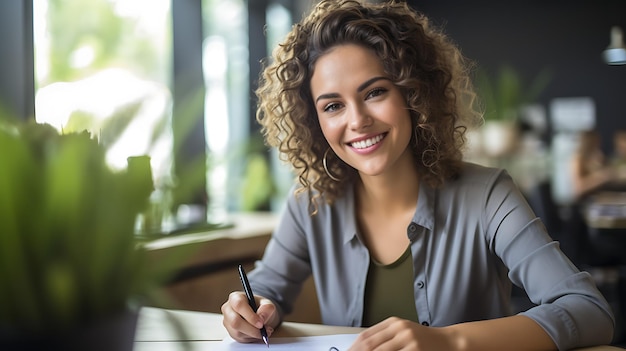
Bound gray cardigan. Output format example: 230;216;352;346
248;162;614;350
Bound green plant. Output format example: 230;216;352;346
240;135;278;212
476;64;552;122
0;118;186;337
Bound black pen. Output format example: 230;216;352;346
238;264;269;347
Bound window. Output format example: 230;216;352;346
202;0;297;213
28;0;306;222
202;0;249;215
33;0;173;184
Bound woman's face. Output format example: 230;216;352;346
310;44;413;179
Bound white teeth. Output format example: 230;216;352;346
351;134;383;149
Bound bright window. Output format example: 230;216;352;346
33;0;173;184
202;0;249;213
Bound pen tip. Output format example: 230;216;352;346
263;335;269;347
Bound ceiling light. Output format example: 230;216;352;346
603;26;626;65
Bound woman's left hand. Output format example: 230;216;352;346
348;317;458;351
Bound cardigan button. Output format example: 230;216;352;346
421;321;429;326
417;280;425;289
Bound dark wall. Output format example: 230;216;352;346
410;0;626;151
0;1;34;120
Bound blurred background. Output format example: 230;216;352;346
1;0;625;215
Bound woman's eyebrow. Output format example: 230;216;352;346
356;76;389;93
315;76;390;104
315;92;340;104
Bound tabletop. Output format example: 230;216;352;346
133;307;625;351
585;191;626;229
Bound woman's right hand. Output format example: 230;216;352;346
221;291;279;343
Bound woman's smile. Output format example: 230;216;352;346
348;132;387;153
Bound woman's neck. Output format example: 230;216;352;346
356;153;420;215
354;151;420;264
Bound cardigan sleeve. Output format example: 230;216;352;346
246;189;313;320
483;169;615;350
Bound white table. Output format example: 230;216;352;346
133;307;626;351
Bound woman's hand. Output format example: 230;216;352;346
348;317;458;351
221;291;279;343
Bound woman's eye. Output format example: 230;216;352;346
323;102;342;113
366;87;387;99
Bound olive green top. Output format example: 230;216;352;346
362;245;418;327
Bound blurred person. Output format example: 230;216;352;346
570;130;615;201
610;129;626;180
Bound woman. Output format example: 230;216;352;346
221;1;615;350
570;130;614;201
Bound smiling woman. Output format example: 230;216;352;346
220;1;615;350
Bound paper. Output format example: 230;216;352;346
214;333;358;350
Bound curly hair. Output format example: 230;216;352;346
256;0;482;209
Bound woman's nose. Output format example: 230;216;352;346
348;104;373;130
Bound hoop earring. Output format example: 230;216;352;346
323;148;341;182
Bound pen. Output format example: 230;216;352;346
238;264;269;347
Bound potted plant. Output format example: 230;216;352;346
0;117;188;350
476;64;551;158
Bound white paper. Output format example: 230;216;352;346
214;333;358;351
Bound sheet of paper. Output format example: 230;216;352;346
214;333;358;351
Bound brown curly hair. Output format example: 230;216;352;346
256;0;482;208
